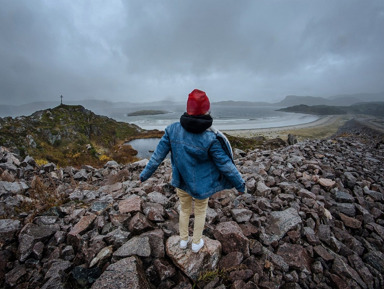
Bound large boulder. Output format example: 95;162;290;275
166;235;221;281
213;221;250;257
260;207;302;245
91;256;151;289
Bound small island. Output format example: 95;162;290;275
127;110;169;116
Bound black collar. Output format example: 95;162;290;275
180;113;213;133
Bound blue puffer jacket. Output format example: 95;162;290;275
140;116;245;200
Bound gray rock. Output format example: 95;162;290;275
104;228;130;248
363;251;384;274
166;235;221;282
130;159;148;169
276;243;312;272
91;201;110;212
104;160;119;169
90;246;114;267
43;162;56;172
44;260;72;280
127;212;154;234
5;264;27;287
0;219;20;243
22;155;36;166
72;266;101;287
153;259;176;281
256;181;271;196
363;187;383;201
74;169;88;181
118;195;142;214
0;163;17;172
261;207;302;244
335;202;356;217
231;208;253;223
348;254;374;289
332;256;367;289
206;206;219;223
18;223;58;261
113;236;151;258
297;188;316;199
262;247;289;272
335;191;355;203
143;202;165;222
141;229;165;258
303;226;320;245
0;181;28;195
343;172;357;189
91;256;151;289
147;191;169;205
287;134;298;145
219;251;244;270
41;274;66;289
213;221;250;257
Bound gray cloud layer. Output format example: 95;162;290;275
1;0;383;105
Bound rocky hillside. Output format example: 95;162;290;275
0;124;383;288
0;104;162;167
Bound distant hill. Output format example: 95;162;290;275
328;92;384;104
278;102;384;117
278;104;347;115
275;95;329;107
275;92;384;107
0;105;162;167
213;100;271;106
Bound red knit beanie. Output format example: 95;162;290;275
187;89;210;116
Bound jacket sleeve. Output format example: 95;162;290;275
209;138;246;192
139;130;171;182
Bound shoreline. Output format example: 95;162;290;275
223;115;349;140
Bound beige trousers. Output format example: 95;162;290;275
176;188;209;244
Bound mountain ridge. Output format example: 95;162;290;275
1;92;384;117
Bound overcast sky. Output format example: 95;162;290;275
1;0;384;105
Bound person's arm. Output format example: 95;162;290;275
209;138;245;193
140;130;171;182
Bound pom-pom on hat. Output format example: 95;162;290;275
187;89;210;116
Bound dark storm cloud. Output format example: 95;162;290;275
0;0;383;105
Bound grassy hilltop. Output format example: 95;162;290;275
0;104;163;167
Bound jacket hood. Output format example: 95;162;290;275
180;113;213;133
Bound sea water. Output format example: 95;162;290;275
123;104;319;158
120;104;319;131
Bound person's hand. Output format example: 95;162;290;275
238;187;247;195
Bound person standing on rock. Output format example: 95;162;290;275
140;89;246;253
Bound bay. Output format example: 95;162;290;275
118;104;319;131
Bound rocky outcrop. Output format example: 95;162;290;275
0;130;383;288
0;105;163;167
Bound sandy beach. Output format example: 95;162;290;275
223;115;350;140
